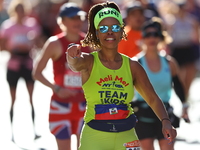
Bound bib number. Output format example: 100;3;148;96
64;74;82;88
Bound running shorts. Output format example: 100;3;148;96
79;124;140;150
49;100;85;139
7;53;34;87
135;119;164;140
170;45;200;66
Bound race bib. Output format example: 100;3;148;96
64;63;82;90
64;74;82;88
124;140;141;150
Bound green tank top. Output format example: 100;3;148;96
82;52;134;123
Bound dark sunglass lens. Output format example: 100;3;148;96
153;32;159;37
99;26;109;33
145;32;160;38
112;25;121;32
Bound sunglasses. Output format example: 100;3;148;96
143;32;161;38
97;24;122;33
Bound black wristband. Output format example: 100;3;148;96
54;85;61;93
68;43;76;48
161;118;171;122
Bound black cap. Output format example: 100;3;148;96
142;19;164;39
58;2;86;18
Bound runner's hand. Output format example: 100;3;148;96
56;87;77;99
67;44;82;59
182;107;191;123
162;121;177;144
